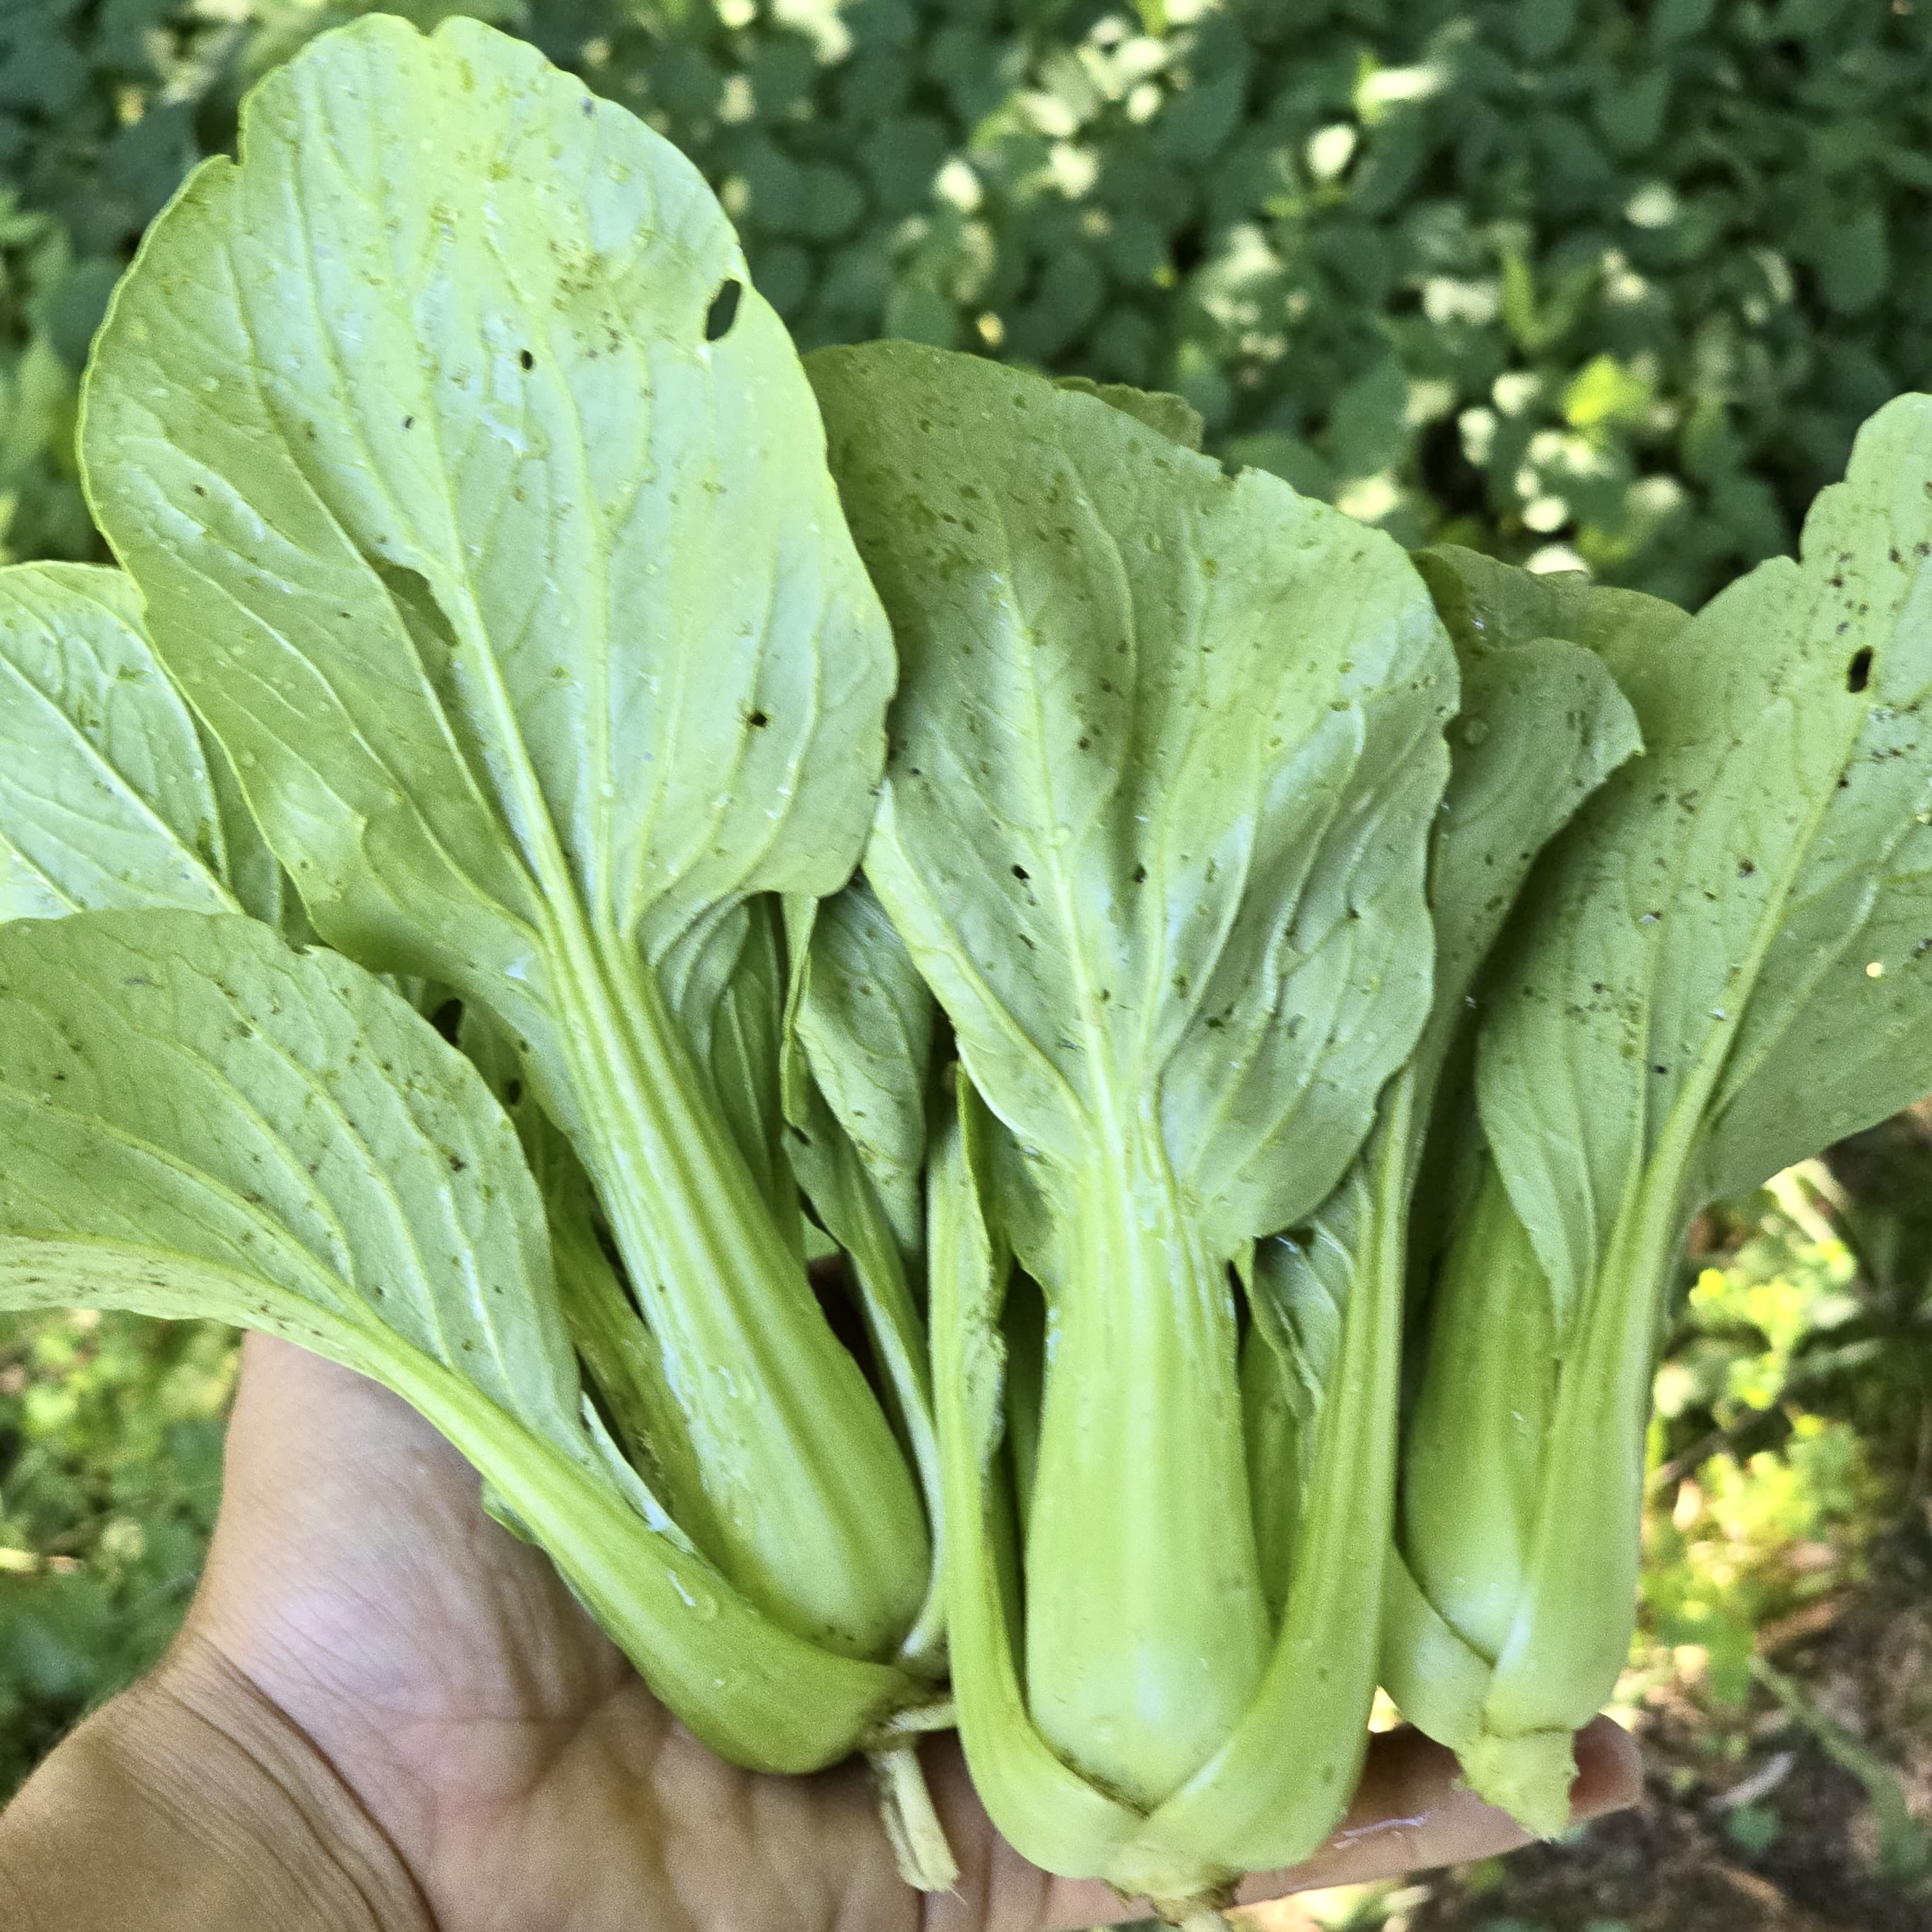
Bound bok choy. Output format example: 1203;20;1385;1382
1387;401;1932;1833
8;13;1932;1924
0;14;947;1812
810;340;1456;1911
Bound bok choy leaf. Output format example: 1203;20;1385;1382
0;910;920;1771
811;341;1456;1905
0;563;283;927
79;15;929;1669
1388;397;1932;1832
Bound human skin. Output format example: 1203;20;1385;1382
0;1334;1641;1931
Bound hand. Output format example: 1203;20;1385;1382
6;1334;1641;1931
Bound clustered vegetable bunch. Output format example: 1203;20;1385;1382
4;19;1932;1929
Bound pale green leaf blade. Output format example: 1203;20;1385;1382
1691;399;1932;1193
82;10;891;1081
0;909;582;1448
1394;549;1653;1268
1412;546;1659;1037
1051;374;1205;451
1416;543;1689;692
1701;815;1932;1193
0;564;240;922
193;712;289;931
1478;393;1932;1317
813;340;1455;1246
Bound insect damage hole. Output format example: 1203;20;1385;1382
1848;647;1874;693
704;278;743;343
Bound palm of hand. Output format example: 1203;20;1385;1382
173;1337;1637;1932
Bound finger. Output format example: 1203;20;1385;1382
1230;1714;1642;1906
940;1716;1641;1931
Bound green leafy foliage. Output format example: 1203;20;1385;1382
0;1307;232;1800
0;563;281;923
1639;1160;1929;1705
6;1;1932;611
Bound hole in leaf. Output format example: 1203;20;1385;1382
1848;647;1873;693
705;278;743;342
430;998;464;1043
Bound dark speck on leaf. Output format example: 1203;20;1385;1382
1012;864;1030;882
518;348;534;371
1848;647;1874;693
403;415;414;429
1131;863;1148;884
705;278;743;342
748;708;769;728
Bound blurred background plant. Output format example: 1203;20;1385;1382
0;1311;232;1798
6;0;1932;602
4;2;1932;1926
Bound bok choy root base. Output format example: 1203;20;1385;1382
5;13;1932;1923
